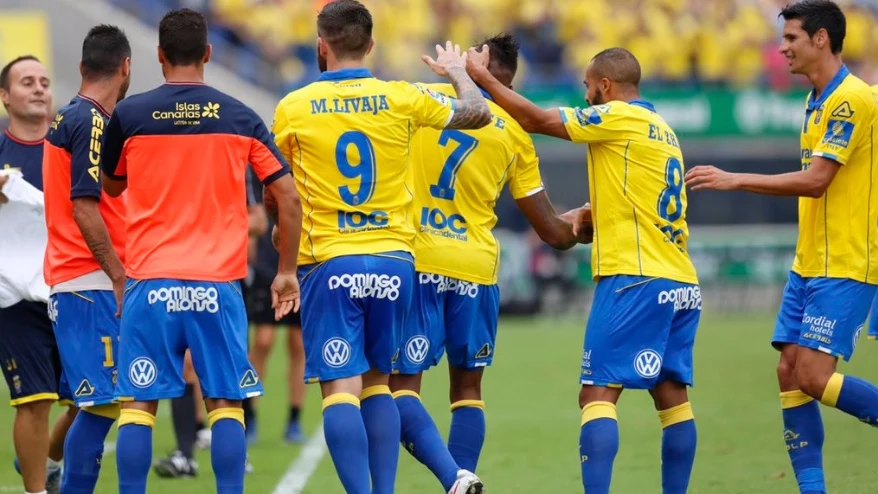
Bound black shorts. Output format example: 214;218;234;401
0;300;71;406
246;274;302;327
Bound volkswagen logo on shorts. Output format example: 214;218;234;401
633;349;662;379
129;357;157;389
405;336;430;364
323;338;351;368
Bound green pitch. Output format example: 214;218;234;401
1;312;877;493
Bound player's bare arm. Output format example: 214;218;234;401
686;157;839;198
422;41;491;130
71;197;126;315
0;173;8;204
265;173;302;318
249;203;268;237
465;46;569;140
517;192;592;249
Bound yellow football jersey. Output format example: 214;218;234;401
793;66;878;283
412;83;545;285
272;68;455;265
559;100;698;284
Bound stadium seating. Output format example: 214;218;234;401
112;0;878;94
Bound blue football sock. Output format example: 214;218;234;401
116;409;156;494
323;394;371;494
395;392;460;491
448;400;485;473
361;386;400;494
659;403;697;494
781;391;826;494
821;373;878;426
579;401;619;494
60;407;115;493
208;408;247;494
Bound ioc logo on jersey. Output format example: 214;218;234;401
129;357;157;389
405;336;431;365
323;338;351;368
337;210;388;230
633;349;662;379
420;207;467;235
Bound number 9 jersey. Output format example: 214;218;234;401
559;101;697;285
272;68;456;265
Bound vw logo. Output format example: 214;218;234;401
633;349;662;379
129;357;157;389
322;338;351;368
405;336;430;364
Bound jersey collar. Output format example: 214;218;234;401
807;64;849;111
628;99;656;113
478;87;494;101
318;68;374;82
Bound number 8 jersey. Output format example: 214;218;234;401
559;100;697;284
272;68;456;265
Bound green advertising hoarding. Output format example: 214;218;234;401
525;89;809;138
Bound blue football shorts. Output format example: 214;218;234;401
115;279;262;402
868;291;878;341
49;291;119;407
298;252;414;383
0;299;72;407
772;271;876;361
581;275;701;390
396;272;500;374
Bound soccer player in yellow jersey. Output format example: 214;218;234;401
390;34;590;493
687;2;878;493
466;47;700;493
868;83;878;345
270;1;493;493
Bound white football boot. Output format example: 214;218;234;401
448;469;484;494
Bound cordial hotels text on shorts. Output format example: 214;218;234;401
419;273;479;298
657;286;702;311
147;286;220;313
328;273;401;301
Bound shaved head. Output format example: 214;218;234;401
589;48;641;86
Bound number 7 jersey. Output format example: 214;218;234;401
272;68;456;265
559;100;697;284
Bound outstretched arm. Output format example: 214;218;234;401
685;157;839;198
465;46;570;140
517;192;592;249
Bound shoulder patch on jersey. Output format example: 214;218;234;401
830;101;854;119
424;87;450;106
822;119;854;148
574;107;603;126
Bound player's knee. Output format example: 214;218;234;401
795;363;832;399
776;352;798;387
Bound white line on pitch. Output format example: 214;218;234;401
271;422;327;494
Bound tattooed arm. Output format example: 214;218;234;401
422;41;491;130
72;197;126;316
445;66;491;129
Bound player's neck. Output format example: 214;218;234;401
6;117;48;142
163;65;204;85
79;81;119;115
808;56;844;98
326;59;367;72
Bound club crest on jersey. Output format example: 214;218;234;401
129;357;157;389
814;108;823;125
322;338;352;368
633;349;662;378
405;336;431;364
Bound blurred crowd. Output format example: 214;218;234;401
113;0;878;94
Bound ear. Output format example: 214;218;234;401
0;88;9;107
121;57;131;78
79;60;86;77
815;28;828;49
157;46;165;65
601;77;612;94
365;38;375;56
317;36;328;57
203;44;212;64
